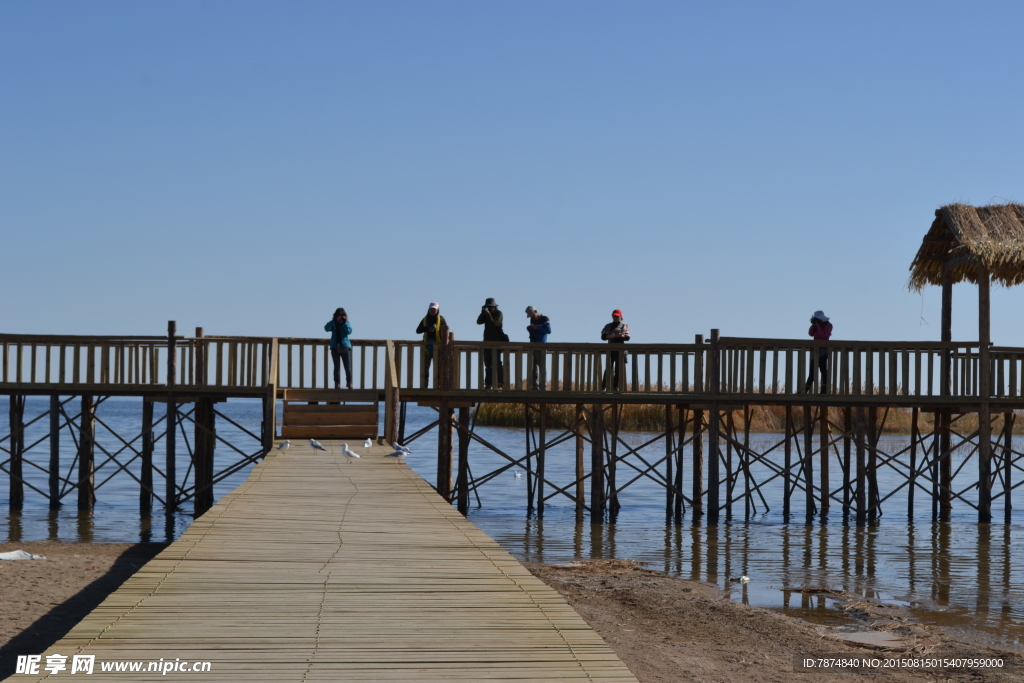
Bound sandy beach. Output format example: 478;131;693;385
1;541;1019;682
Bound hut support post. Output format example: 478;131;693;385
141;399;153;514
8;394;25;511
977;264;993;523
939;267;953;521
457;407;470;514
708;329;721;524
1003;411;1014;525
49;394;60;509
77;395;95;510
908;408;919;518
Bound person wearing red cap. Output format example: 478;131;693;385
416;302;447;388
600;309;630;390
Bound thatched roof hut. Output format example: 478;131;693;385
909;203;1024;290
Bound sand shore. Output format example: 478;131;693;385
1;542;1018;682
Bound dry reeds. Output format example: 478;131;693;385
473;402;1024;435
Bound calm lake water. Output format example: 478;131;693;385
2;397;1022;647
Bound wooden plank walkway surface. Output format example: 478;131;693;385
28;442;638;681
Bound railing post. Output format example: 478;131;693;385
384;340;400;446
262;339;279;453
195;327;204;386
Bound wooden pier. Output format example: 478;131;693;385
25;441;636;681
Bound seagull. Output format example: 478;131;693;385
729;576;751;584
276;440;291;452
309;439;327;453
392;442;411;455
386;446;410;457
513;471;522;479
363;438;372;449
341;443;361;462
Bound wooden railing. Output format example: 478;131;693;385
3;332;1023;401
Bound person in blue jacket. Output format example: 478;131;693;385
325;307;353;389
525;306;552;390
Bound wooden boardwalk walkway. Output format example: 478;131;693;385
29;442;637;681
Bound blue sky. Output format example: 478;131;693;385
2;1;1022;345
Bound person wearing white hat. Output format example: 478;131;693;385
416;302;447;388
806;311;833;393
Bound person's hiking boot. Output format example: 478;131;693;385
346;382;354;390
334;383;341;390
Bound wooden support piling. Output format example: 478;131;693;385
783;405;792;516
194;397;215;516
537;404;546;517
525;405;534;512
819;405;829;515
842;406;852;517
77;395;96;510
675;405;686;522
8;394;24;511
692;408;704;516
939;266;953;521
141;399;153;514
49;394;60;508
590;403;605;519
609;405;620;514
867;406;879;522
1004;411;1014;525
457;407;470;515
665;404;674;516
803;405;814;517
909;407;919;518
575;404;585;512
855;407;867;524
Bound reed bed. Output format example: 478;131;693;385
473;402;1024;435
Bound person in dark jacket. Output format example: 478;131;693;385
525;306;551;390
477;297;505;389
324;307;353;389
600;309;630;390
805;310;833;393
415;302;447;388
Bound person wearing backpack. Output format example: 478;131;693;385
525;306;551;390
324;307;353;389
415;302;447;388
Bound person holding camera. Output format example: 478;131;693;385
805;310;833;393
477;297;506;389
525;306;552;390
600;309;630;390
415;302;447;388
324;307;353;390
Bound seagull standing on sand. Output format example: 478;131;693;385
309;439;327;453
363;438;372;449
341;443;361;463
277;440;291;452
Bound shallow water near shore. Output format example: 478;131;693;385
2;399;1022;648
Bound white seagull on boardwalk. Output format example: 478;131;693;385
309;439;327;453
276;440;291;452
391;442;412;456
363;438;372;448
341;443;361;462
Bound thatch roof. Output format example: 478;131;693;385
909;203;1024;291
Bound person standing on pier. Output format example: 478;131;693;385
477;298;506;389
416;302;447;388
325;308;353;390
601;309;630;390
805;310;832;393
525;306;552;390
